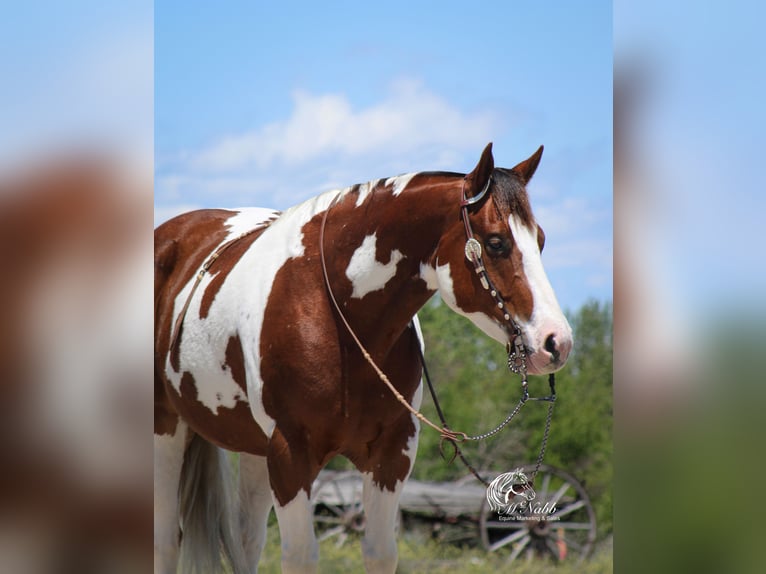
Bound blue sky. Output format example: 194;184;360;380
0;1;152;167
155;1;613;313
4;1;763;318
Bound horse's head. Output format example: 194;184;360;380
429;143;572;375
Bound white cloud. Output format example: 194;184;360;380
153;79;612;308
189;78;498;173
155;78;505;213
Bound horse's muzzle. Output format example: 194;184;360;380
525;327;573;375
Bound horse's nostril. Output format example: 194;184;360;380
544;334;560;361
544;334;557;353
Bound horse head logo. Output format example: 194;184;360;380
486;469;536;514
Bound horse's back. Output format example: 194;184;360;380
154;208;248;369
154;207;277;449
155;208;240;296
154;207;279;341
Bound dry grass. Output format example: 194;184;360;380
250;522;613;573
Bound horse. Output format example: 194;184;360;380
154;142;573;574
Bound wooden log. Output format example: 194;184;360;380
312;470;487;518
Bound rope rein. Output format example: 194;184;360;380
319;193;468;444
320;181;557;485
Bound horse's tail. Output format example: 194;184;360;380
178;434;248;574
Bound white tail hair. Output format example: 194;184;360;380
178;434;248;574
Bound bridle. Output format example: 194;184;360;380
320;176;557;486
460;175;530;380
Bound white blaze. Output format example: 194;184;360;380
507;214;571;351
419;215;572;362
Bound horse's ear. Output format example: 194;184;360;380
465;142;494;199
511;145;544;184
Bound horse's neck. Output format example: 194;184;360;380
322;175;459;349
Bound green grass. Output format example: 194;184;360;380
251;522;612;573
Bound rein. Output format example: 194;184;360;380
320;180;557;486
415;336;556;487
319;193;468;445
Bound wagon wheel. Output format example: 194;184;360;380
311;470;403;546
311;471;366;547
478;464;597;564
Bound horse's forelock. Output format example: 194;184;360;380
490;168;535;227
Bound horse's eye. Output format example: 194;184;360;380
485;235;509;256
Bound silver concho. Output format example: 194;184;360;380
464;237;482;261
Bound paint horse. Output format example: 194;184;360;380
154;143;573;574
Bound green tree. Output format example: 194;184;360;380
415;297;613;536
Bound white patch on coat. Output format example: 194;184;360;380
419;261;507;343
166;208;276;416
355;178;383;207
360;471;402;572
360;378;420;572
168;192;346;436
385;172;417;196
418;261;441;291
224;208;279;240
346;233;404;299
411;314;425;355
272;489;318;571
